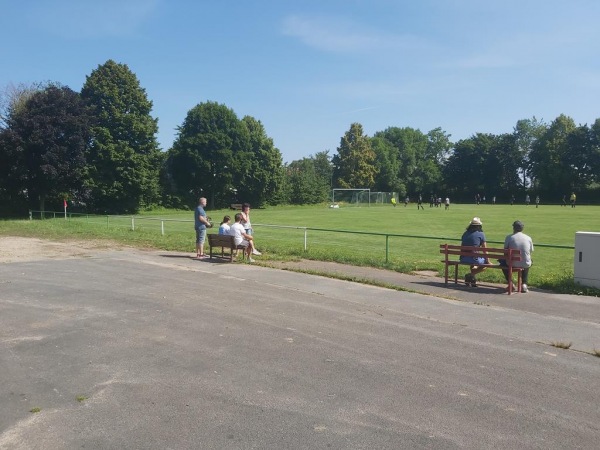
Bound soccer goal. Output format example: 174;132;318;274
331;188;371;206
369;192;397;205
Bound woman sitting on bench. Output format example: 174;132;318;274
460;217;489;287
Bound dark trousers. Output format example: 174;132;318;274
502;267;529;284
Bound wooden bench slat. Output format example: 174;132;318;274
439;244;523;295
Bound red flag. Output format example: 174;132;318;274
63;199;67;209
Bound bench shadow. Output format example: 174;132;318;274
159;254;194;259
158;254;239;264
413;279;510;295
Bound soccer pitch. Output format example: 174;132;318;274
149;202;599;289
11;202;600;292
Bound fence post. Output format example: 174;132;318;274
161;220;165;236
385;235;389;263
106;215;109;229
131;216;135;231
304;228;308;252
29;210;32;220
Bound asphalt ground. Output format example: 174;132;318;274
1;248;599;449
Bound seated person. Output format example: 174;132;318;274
460;217;488;287
241;203;261;255
218;215;231;235
229;213;258;262
500;220;534;293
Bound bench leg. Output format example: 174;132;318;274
454;264;459;284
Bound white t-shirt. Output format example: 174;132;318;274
229;222;246;246
218;223;230;235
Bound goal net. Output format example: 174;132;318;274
331;189;371;206
369;192;397;205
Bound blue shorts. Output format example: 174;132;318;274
460;256;486;265
196;228;206;245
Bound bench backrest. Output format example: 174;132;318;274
208;234;235;247
439;244;521;262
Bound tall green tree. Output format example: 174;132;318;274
372;126;443;196
285;158;323;204
529;114;577;196
442;133;520;201
312;150;333;191
513;117;546;188
332;123;377;189
239;116;284;206
81;60;162;213
371;136;403;194
589;119;600;185
284;151;332;204
167;102;244;208
0;82;44;128
426;127;453;165
0;84;93;211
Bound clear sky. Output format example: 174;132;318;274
1;0;599;163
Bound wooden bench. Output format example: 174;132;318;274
230;203;242;210
207;234;246;261
439;244;523;294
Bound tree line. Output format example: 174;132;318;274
1;60;598;215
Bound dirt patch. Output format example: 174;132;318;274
0;237;121;263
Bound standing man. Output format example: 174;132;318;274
445;197;450;210
194;197;211;259
535;195;540;208
417;194;424;210
501;220;534;293
570;192;577;208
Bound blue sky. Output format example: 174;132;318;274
1;0;599;163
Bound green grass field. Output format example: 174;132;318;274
4;202;600;295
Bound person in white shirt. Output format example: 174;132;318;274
229;213;257;262
218;216;231;235
501;220;534;293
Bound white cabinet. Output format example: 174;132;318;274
574;232;600;289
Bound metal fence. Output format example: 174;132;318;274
29;210;574;264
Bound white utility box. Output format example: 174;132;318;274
574;232;600;289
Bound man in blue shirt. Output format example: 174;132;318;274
194;197;211;258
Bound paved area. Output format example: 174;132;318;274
1;247;599;449
266;259;600;325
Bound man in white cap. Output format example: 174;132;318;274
501;220;534;293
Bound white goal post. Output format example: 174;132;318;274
331;188;371;206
